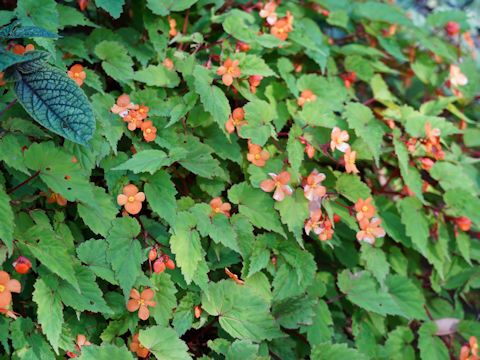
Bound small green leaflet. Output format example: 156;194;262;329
93;0;126;19
139;325;191;360
0;185;14;254
417;322;449;360
145;170;178;229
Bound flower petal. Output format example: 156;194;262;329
125;201;142;215
0;271;10;284
277;171;291;184
273;187;285;201
123;184;139;197
127;299;140;312
130;288;140;300
135;192;145;202
7;279;21;293
260;179;276;192
117;194;128;206
222;74;233;86
138;305;150;320
141;288;154;301
0;291;12;308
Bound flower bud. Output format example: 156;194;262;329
153;260;166;274
456;217;471;232
148;249;157;261
166;258;175;270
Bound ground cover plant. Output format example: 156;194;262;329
0;0;479;359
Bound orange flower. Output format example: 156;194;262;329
225;107;247;134
130;334;150;358
318;219;334;241
210;197;231;217
225;267;245;285
248;75;263;94
111;94;139;117
123;112;143;131
470;336;479;356
0;72;5;86
216;59;241;86
303;170;326;201
259;1;277;25
246;144;270;167
354;197;375;221
449;64;468;87
13;256;32;275
117;184;145;215
162;58;174;69
67;64;86;86
12;44;34;55
74;334;92;354
456;217;471;232
134;103;149;120
425;121;440;145
127;288;156;320
406;138;416;152
169;17;178;37
356;218;386;244
270;18;291;41
78;0;89;11
344;147;359;174
420;157;435;170
0;271;21;308
297;89;317;106
141;120;157;142
330;127;350;152
260;171;293;201
460;336;479;360
304;209;324;235
40;188;67;206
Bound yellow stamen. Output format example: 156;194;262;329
349;157;355;164
275;181;281;187
128;196;135;202
362;206;368;212
0;284;5;292
214;207;220;213
255;154;260;160
146;129;152;134
138;299;144;306
227;67;234;73
278;28;284;33
139;344;144;349
74;73;79;77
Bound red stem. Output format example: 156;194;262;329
270;137;289;170
7;170;40;194
0;99;18;117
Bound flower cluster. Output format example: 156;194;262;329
111;95;156;142
304;209;334;241
354;197;385;244
260;2;294;41
330;127;359;174
423;122;444;161
151;250;175;274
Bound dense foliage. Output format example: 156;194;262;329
0;0;479;359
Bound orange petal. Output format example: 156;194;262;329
0;291;11;308
141;288;154;301
225;119;235;133
260;179;276;192
77;335;86;346
7;279;21;293
129;288;140;300
273;187;285;201
125;201;142;215
135;192;145;202
123;184;139;197
216;66;226;75
222;74;233;86
117;194;128;206
138;305;150;320
127;299;140;312
0;271;10;284
277;171;291;184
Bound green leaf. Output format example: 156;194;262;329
228;182;286;237
272;295;317;329
32;276;63;353
417;322;449;360
94;41;134;82
360;243;390;284
430;162;478;193
238;99;275;146
57;264;112;314
10;318;55;360
134;65;180;88
233;54;276;78
112;150;177;174
226;340;259;360
335;173;371;202
0;22;58;38
24;142;95;203
13;64;95;146
170;212;204;284
172;294;195;336
392;128;409;176
139;325;191;360
456;231;471;265
94;0;125;19
305;301;333;345
384;327;415;360
106;217;142;298
274;188;310;247
145;170;178;228
286;125;304;177
78;186;117;237
57;4;97;29
386;275;427;319
311;342;369;360
345;102;385;164
201;280;282;341
76;239;117;284
0;185;14;254
0;134;29;174
15;0;59;32
193;65;230;132
78;343;135;359
146;0;198;15
397;197;429;257
149;273;177;326
21;226;80;291
444;189;480;225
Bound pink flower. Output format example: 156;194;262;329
260;171;293;201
